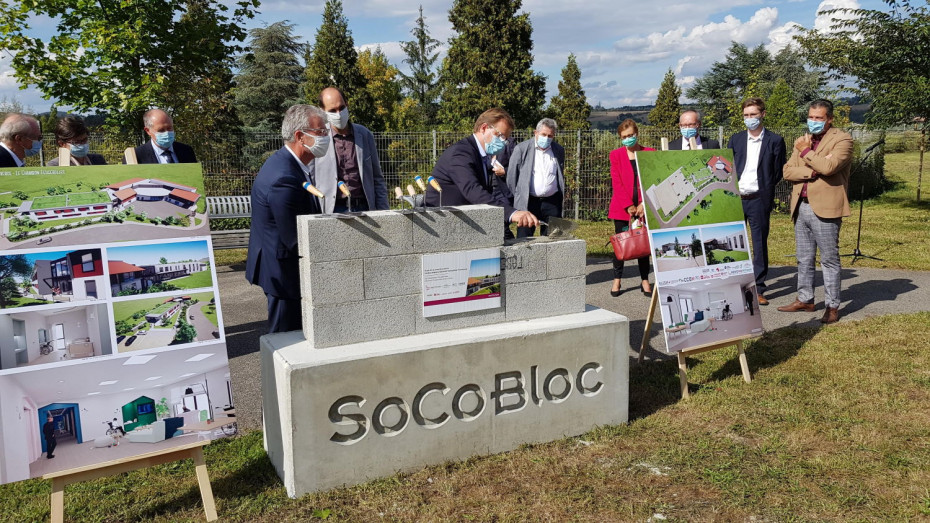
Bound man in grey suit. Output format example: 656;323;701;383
506;118;565;237
315;87;388;213
669;110;720;150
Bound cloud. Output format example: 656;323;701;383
813;0;861;33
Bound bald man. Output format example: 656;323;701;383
0;113;42;167
314;87;388;213
127;108;198;164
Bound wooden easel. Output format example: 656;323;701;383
43;440;217;522
636;136;753;398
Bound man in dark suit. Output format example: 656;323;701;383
43;414;57;459
506;118;566;237
246;105;329;333
727;97;787;305
128;109;198;164
669;110;720;150
425;108;538;232
0;113;42;167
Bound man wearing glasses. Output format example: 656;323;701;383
0;113;42;167
426;108;538;232
669;110;720;150
246;104;331;333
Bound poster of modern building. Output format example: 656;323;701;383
1;248;107;309
112;291;220;352
106;240;213;297
636;150;764;353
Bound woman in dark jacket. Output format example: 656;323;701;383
46;116;107;166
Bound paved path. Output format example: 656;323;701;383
217;259;930;432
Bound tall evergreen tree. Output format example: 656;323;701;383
399;5;440;125
437;0;546;130
302;0;375;126
648;69;682;136
357;47;404;131
234;22;305;132
765;78;799;129
549;54;591;130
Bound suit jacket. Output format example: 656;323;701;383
0;145;20;167
313;123;389;213
506;138;565;211
608;146;656;220
669;136;720;150
783;127;853;219
727;128;787;214
47;154;107;166
245;147;321;300
129;141;198;164
425;135;515;218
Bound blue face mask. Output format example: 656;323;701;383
69;143;89;158
807;119;826;135
744;117;761;131
621;136;637;147
24;138;42;157
680;127;697;139
154;131;175;149
536;136;551;149
485;135;505;156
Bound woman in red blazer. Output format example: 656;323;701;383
608;119;654;297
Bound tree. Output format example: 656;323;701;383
174;320;197;344
796;0;930;200
648;69;682;136
765;78;799;129
437;0;546;130
399;5;441;125
0;255;32;308
357;47;403;132
549;54;591;130
234;21;305;132
159;257;168;264
302;0;375;127
0;0;258;133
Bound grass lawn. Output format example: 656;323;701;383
167;269;214;290
154;309;180;329
202;303;219;326
29;195;68;209
0;296;52;309
2;312;928;520
12;215;95;233
112;291;214;323
707;248;751;263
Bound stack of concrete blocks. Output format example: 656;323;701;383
262;205;629;497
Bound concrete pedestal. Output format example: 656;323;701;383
262;307;629;497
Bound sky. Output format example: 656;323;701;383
106;240;209;265
0;0;885;113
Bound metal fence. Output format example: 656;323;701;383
30;125;894;219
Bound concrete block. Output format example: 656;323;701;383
301;259;364;306
364;255;421;300
546;239;587;279
297;210;413;263
500;241;548;284
303;295;417;348
504;276;586;322
415;306;506;334
262;307;629;497
409;205;503;254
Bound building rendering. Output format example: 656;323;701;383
30;249;106;302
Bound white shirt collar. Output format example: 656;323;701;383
473;134;488;158
285;144;313;178
748;128;765;142
150;140;176;162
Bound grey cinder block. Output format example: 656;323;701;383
302;259;364;306
547;239;587;279
500;241;548;284
504;275;586;322
409;205;503;254
364;255;421;300
303;295;417;348
297;211;413;263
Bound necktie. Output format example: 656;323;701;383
162;150;175;164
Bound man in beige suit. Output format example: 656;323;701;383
777;99;852;324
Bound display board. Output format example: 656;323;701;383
636;150;764;353
421;247;502;317
0;163;235;486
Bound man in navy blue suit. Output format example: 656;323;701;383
425;108;538;232
246;105;330;333
727;97;787;305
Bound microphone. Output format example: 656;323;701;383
414;175;427;191
337;181;352;198
864;138;885;154
302;182;323;198
427;176;442;192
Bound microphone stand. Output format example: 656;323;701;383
841;140;884;263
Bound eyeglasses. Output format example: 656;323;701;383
302;126;329;137
679;123;699;129
488;124;508;140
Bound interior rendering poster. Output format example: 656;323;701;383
636;150;764;353
0;164;237;486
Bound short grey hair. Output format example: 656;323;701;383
142;108;171;129
679;109;701;125
536;118;558;133
0;113;37;143
281;104;327;143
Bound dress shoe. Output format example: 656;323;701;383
757;294;769;306
821;307;840;324
641;285;653;297
777;300;815;312
610;289;623;297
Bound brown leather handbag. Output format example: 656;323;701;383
609;225;650;261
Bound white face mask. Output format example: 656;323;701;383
303;133;331;158
327;108;350;130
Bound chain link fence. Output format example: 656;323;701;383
29;125;894;219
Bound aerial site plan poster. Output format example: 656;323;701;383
636;150;764;354
0;163;236;486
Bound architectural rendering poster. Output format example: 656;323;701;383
636;150;764;353
422;247;501;317
0;163;236;486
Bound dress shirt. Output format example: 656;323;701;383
332;126;363;198
0;143;24;166
738;128;765;195
473;134;490;183
285;145;315;183
530;146;559;197
150;141;177;164
682;135;704;150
